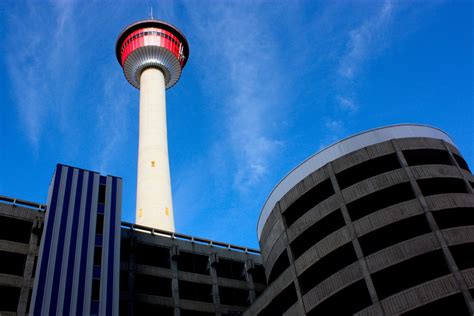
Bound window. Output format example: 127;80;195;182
449;243;474;271
0;285;21;312
258;283;297;316
98;184;106;204
290;209;345;259
219;286;249;306
453;154;470;172
307;280;372;316
298;242;357;295
433;207;474;229
0;250;27;276
216;258;245;281
178;280;212;303
337;153;400;190
135;274;172;297
177;251;209;275
359;214;431;256
371;250;450;299
417;178;467;196
0;215;32;243
267;250;290;284
403;149;452;167
283;178;334;227
135;243;170;268
347;182;415;221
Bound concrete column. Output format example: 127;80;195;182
136;67;175;232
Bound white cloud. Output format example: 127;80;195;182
336;95;358;112
6;0;78;152
338;0;394;80
185;3;287;191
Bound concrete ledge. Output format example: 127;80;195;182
294;226;351;274
365;233;439;274
353;199;422;237
302;261;362;311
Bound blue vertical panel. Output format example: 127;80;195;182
63;169;84;315
31;164;122;316
32;165;63;314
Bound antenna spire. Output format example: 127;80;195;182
150;7;154;20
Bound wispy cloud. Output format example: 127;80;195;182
185;3;287;191
338;0;394;80
6;0;78;153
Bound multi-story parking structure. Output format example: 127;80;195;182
0;196;266;316
247;124;474;315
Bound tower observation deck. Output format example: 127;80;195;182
116;19;189;232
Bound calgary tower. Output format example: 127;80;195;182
116;19;189;232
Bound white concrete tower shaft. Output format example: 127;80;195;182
136;67;174;231
116;19;189;232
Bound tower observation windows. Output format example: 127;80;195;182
336;153;400;190
283;178;334;227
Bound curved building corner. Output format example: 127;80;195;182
247;124;474;316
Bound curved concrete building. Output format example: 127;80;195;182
246;124;474;315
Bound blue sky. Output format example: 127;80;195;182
0;0;472;248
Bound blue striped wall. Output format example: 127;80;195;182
30;164;122;315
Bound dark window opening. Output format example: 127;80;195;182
0;285;21;312
290;209;345;259
216;258;245;281
120;271;128;291
298;242;357;295
347;182;415;221
95;213;104;235
257;283;298;316
135;274;172;297
177;251;209;275
359;214;431;256
32;256;38;277
337;153;401;190
120;241;130;261
135;243;170;269
449;243;474;271
403;149;452;167
135;303;173;316
178;280;212;303
469;181;474;189
98;184;106;204
433;207;474;229
417;178;468;196
453;154;471;172
267;250;290;284
283;179;334;227
219;286;249;307
307;280;372;316
0;250;27;276
91;278;101;301
93;247;102;266
401;293;469;316
252;264;267;284
0;215;32;243
372;250;450;299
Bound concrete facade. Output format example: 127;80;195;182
0;198;266;316
248;126;474;315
